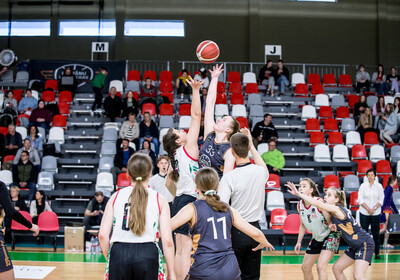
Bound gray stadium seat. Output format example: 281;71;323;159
341;118;356;133
343;175;360;194
100;142;117;157
367;96;378;108
102;128;118;143
98;157;114;173
248;105;264;118
125;81;140;92
247;94;261;105
42;156;58;174
13;71;29;88
390;145;400;163
37;172;55;191
159;115;174;129
0;70;14;87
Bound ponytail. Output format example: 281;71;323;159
329;187;346;207
162;128;180;183
127;153;153;236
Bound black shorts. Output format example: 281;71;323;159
344;239;375;264
0;231;13;273
108;242;159;280
306;232;340;255
173;194;196;235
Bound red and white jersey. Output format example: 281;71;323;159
298;198;330;242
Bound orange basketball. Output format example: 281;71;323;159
196;40;220;64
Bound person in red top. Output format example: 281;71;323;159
28;99;52;131
140;77;157;98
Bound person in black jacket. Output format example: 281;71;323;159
10;151;37;201
139;111;159;155
103;87;123;122
275;60;290;94
58;66;78;97
0;181;39;279
251;114;278;147
4;124;22;156
258;60;276;96
110;139;135;185
84;191;109;240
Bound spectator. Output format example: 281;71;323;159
27;125;43;157
176;69;192;100
372;64;389;95
137;139;157;173
4;123;22;156
380;175;399;237
357;107;380;142
4;185;30;241
200;88;208;114
354;95;368;123
387;66;399;94
193;68;210;89
0;133;4;156
91;67;108;114
394;97;400;130
84;191;109;239
110;139;135;185
122;90;139;117
251;113;278;147
118;112;139;150
275;60;290;94
372;95;385;129
380;103;397;144
139;111;159;155
29;99;52;131
2;90;18;114
11;151;37;201
358;169;384;259
30;190;52;224
0;65;8;77
13;138;41;168
355;64;371;93
103;86;123;122
258;60;276;96
140;77;157;98
58;66;78;97
261;139;285;175
18;89;38;127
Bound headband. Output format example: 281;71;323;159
204;190;217;196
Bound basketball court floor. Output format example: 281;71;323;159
8;247;400;279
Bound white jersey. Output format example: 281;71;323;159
110;186;160;245
298;198;330;242
174;146;198;197
149;173;173;203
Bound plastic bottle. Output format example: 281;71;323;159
90;236;95;254
94;236;100;253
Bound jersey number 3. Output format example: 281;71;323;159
207;217;227;240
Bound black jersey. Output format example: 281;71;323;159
199;132;230;179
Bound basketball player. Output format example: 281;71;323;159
0;181;39;280
172;167;274;280
199;64;240;178
99;154;175;280
287;183;375;280
294;178;340;280
218;129;268;280
162;77;203;279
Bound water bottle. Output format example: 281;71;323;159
394;222;397;232
90;236;95;254
94;236;100;253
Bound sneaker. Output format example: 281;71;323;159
89;110;94;117
94;108;103;114
375;254;381;260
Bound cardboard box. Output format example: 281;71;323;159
64;226;85;252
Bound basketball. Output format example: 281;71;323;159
196;40;220;64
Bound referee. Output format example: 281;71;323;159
218;128;269;280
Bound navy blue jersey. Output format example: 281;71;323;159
199;132;230;178
188;200;240;280
331;205;372;250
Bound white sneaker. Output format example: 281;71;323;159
89;110;94;117
94;108;103;113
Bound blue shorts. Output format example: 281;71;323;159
344;238;375;264
0;231;13;273
173;194;196;235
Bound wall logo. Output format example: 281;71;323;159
54;64;94;81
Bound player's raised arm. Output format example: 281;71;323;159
204;64;223;137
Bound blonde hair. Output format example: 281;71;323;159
126;153;153;236
328;187;346;207
195;168;228;212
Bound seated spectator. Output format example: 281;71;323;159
30;190;52;224
122;90;139;117
110;139;135;185
372;64;389;95
394;97;400;129
84;191;109;240
11;151;37;201
387;67;399;94
103;86;123;122
380;103;397;144
373;96;385;129
28;99;52;131
251;113;278;147
176;69;192;99
355;64;371;93
258;60;276;96
2;90;18;115
4;185;29;241
354;95;368;123
18;89;38;127
193;68;210;89
149;155;173;214
13;138;41;169
0;133;4;156
140;77;157;98
58;66;77;97
4;123;22;156
118;112;139;150
261;139;285;175
139;111;159;155
380;175;399;237
357;107;380;142
27;125;43;157
137;139;157;173
275;60;290;94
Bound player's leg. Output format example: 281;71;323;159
0;234;14;280
353;260;370;280
332;253;355;280
175;233;192;280
0;270;14;280
301;253;319;280
316;250;335;280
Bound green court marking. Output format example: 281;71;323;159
9;252;106;263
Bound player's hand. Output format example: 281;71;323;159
253;241;275;251
240;128;253;144
31;224;40;236
294;242;301;254
187;76;204;91
329;223;337;232
209;64;224;79
285;182;300;197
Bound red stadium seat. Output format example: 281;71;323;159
349;191;359;211
376;160;391;178
339;74;353;88
309;132;325;147
11;211;32;231
3;155;15;163
364;132;379;148
13;89;23;102
179;103;191;116
382;175;391;189
159;104;174;116
328;132;343;147
143;70;157;81
44;79;58;92
323;118;338;132
305;119;320;133
351;144;368;161
236;117;249;128
227;71;241;83
127;70;140;81
16;114;30;126
0;126;8;137
37;211;59;251
58;90;72;104
245;83;259;94
117;173;131;189
336;107;350;120
160;92;173;103
142;103;156;116
283;214;301;254
42;90;55;103
228;82;242;94
216;93;227;104
230;93;244;105
52;115;67;129
270;209;287;230
58;102;70;116
159;70;173;83
266;174;281;193
307;73;321;86
294;83;308;97
217;82;226;93
311;84;324;96
363;91;375;98
324;174;340;193
357;160;373;177
159;81;173;93
131;91;140;102
345;94;360;109
319;106;333;120
110;91;122;99
323;73;337;87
